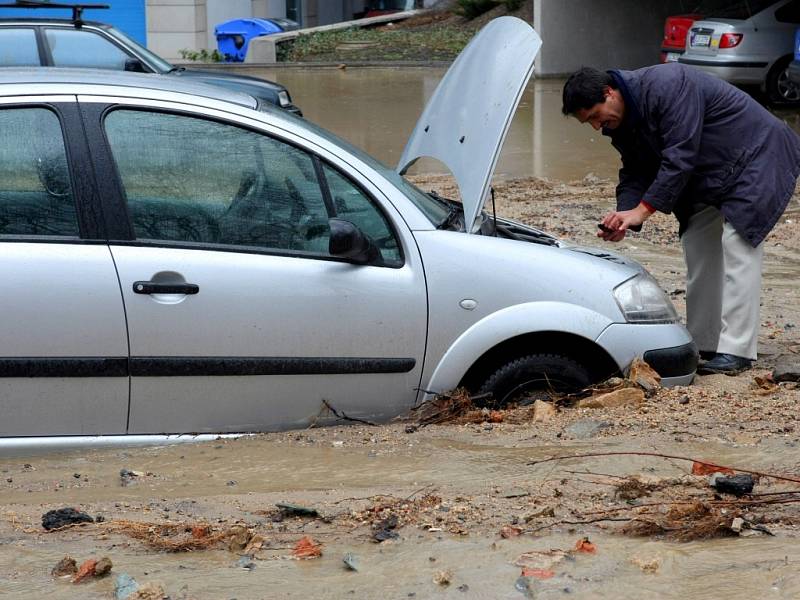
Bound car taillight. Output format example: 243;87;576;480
719;33;743;48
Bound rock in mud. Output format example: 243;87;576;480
276;502;319;517
51;556;77;577
94;557;113;577
773;358;800;382
372;514;400;542
119;469;144;486
42;507;94;530
532;399;556;422
343;552;359;571
564;419;611;439
115;573;139;600
628;359;662;394
711;474;755;496
515;575;535;598
129;582;166;600
433;570;453;586
578;388;645;409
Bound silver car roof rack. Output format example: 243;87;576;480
0;1;109;26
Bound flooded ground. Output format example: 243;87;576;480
242;66;800;182
2;68;800;599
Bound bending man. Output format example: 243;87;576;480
562;63;800;374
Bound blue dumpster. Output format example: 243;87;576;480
215;18;290;63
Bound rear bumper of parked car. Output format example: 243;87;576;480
596;323;698;386
660;47;685;63
679;56;768;85
788;60;800;85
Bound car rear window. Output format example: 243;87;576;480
0;28;40;66
696;0;779;19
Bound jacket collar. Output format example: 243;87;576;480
604;69;641;134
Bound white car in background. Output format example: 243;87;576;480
679;0;800;104
0;18;696;449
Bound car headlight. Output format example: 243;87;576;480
613;273;678;324
277;90;291;107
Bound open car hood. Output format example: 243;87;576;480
397;16;541;232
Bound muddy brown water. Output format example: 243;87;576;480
2;434;800;599
245;66;800;182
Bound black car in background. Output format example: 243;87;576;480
0;1;302;115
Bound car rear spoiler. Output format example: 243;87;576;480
0;1;109;25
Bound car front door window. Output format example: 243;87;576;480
104;109;398;263
45;28;130;69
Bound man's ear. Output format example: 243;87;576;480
603;85;614;100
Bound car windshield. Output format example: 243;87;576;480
695;0;779;19
104;25;173;73
295;116;451;225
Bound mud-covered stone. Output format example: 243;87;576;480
578;388;645;409
772;358;800;383
712;474;755;496
42;508;94;530
51;556;77;577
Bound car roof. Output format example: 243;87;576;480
0;67;258;110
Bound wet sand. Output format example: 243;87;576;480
1;176;799;599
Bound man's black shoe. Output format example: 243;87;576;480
699;350;717;361
697;353;753;375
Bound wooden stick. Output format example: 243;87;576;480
529;451;800;485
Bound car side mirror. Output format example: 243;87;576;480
328;218;379;265
124;58;146;73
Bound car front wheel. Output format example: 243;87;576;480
477;353;592;407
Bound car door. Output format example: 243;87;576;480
85;101;427;434
0;99;129;436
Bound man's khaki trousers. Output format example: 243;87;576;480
680;205;764;360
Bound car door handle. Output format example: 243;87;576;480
133;281;199;295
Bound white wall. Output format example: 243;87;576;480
205;0;251;49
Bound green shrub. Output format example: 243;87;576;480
503;0;523;10
178;48;223;63
455;0;498;19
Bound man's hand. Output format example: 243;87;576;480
597;202;654;242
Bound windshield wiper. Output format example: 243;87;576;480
426;190;463;230
437;203;462;230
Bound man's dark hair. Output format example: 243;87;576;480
561;67;617;115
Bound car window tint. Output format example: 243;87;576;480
776;0;800;22
45;29;130;69
322;164;402;267
699;0;777;19
0;29;40;66
0;108;78;237
104;109;331;254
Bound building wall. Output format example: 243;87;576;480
147;0;207;60
533;0;686;76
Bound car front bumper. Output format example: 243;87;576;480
678;56;768;85
595;323;698;387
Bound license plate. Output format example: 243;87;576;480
691;33;711;47
665;52;680;62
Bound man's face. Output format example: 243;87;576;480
574;86;625;131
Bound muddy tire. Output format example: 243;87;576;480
766;55;800;106
477;353;592;407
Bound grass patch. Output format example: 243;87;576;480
277;26;476;62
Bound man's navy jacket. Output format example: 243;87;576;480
604;63;800;246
